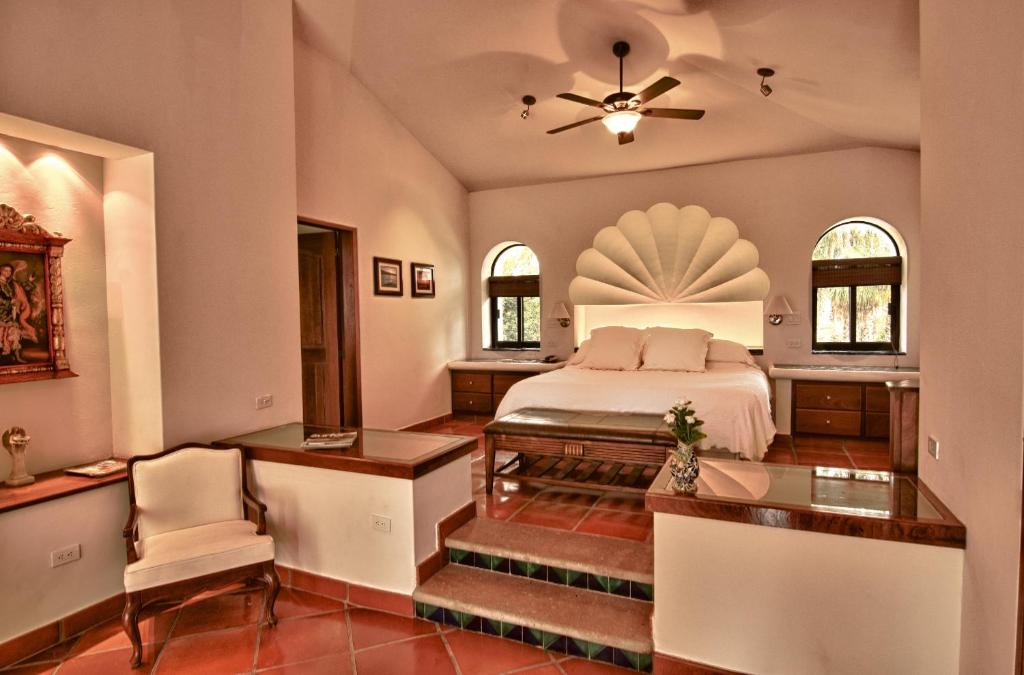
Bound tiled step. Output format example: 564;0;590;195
414;564;652;671
446;518;653;601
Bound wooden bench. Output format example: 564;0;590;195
483;408;677;494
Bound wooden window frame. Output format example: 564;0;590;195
488;244;540;350
811;223;903;354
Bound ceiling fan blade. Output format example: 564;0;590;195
617;131;635;145
556;93;607;109
642;107;706;120
546;116;603;134
634;76;680;104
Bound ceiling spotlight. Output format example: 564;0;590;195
757;68;775;97
520;95;536;119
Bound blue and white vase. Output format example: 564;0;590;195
669;442;700;493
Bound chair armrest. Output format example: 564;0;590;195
241;486;268;535
123;504;140;564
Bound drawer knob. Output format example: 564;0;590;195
826;395;832;400
825;419;831;424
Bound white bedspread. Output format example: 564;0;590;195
494;363;776;461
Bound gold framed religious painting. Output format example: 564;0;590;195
0;204;75;384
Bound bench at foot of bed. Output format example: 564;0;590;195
483;408;680;494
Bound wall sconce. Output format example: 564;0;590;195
764;295;794;325
550;302;571;328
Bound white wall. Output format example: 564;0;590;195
0;0;303;445
0;134;113;475
293;37;471;429
0;484;128;643
469;147;921;367
919;2;1024;672
653;513;963;674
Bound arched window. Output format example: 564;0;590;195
488;244;540;349
811;221;902;352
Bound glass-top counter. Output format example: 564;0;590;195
646;458;964;548
216;423;476;479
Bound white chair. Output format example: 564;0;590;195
121;444;279;668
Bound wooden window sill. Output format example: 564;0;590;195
0;467;127;515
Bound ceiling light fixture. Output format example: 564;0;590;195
520;95;536;120
601;110;642;135
757;67;775;97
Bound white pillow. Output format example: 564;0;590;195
566;339;591;366
706;338;755;365
640;327;712;372
577;327;644;370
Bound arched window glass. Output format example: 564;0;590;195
812;221;902;352
488;244;540;349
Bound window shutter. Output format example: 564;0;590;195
812;257;901;288
488;275;539;297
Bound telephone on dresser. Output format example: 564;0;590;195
542;354;559;363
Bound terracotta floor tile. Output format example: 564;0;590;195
845;438;889;453
69;607;176;657
348;585;414;617
445;630;551;675
255;653;353;674
593;492;647;513
476;494;530;521
157;625;257;674
558;656;632;673
493;478;544;498
1;662;59;675
512;666;563;674
793;435;844;450
509;501;590;530
255;611;348;669
171;589;262;638
274;587;346;622
355;634;456;674
762;450;796;464
574;509;653;542
348;608;437;651
769;437;794;450
794;451;854;468
57;647;157;675
534;487;602;507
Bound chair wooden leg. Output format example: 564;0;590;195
261;561;281;627
122;591;143;668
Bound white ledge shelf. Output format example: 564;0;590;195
448;359;565;373
769;363;920;383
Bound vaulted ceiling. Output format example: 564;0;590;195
297;0;919;191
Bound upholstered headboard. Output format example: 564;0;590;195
569;202;769;347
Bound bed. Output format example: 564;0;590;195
494;361;776;461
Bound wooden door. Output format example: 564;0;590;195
298;232;341;426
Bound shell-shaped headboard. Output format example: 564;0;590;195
568;203;770;305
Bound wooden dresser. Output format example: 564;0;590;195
448;359;565;415
792;381;889;438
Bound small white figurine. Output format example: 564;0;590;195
2;426;34;486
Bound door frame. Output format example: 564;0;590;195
298;215;362;427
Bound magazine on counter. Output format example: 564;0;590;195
301;431;358;450
64;459;128;477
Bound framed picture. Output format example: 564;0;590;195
373;256;403;296
0;204;75;384
411;262;435;298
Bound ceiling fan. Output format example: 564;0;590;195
547;41;705;145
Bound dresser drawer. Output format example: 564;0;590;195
865;384;889;412
794;410;861;436
865;412;890;438
794;383;862;411
494;373;531;394
453;392;492;414
452;372;492;394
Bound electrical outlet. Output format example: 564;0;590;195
371;514;391;533
784;314;802;326
785;338;802;349
928;436;940;459
256;394;273;410
51;544;80;568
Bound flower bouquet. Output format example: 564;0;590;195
663;400;705;493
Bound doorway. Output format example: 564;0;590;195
297;218;361;427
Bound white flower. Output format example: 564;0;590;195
674;399;685;406
685;415;696;424
663;413;674;424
